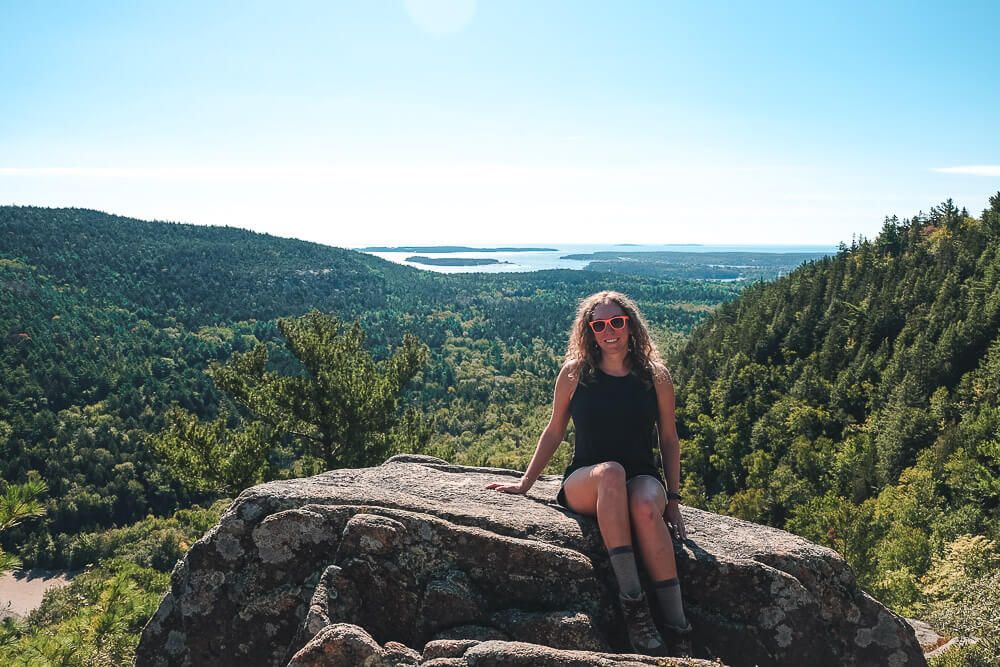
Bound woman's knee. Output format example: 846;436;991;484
628;492;662;523
593;461;627;488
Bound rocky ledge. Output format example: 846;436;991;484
135;455;926;666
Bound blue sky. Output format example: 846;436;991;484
1;0;998;246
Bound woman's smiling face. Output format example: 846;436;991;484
590;301;629;354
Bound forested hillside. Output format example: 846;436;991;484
0;206;392;328
673;196;1000;646
2;200;996;665
0;205;735;564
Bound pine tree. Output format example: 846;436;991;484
0;475;48;574
156;310;430;493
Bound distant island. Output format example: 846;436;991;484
405;256;513;267
360;245;556;253
558;249;832;281
560;250;827;262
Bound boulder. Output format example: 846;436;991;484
905;618;949;654
290;623;715;666
135;455;926;666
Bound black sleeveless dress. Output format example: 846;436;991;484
556;366;665;508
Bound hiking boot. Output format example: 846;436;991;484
619;592;669;657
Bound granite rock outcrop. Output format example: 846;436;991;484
135;455;926;666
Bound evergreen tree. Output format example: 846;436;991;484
157;310;430;492
0;476;47;573
153;410;272;495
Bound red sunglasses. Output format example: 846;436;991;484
588;315;630;333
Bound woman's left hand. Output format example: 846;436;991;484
664;503;687;540
486;478;530;494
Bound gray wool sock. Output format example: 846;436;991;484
608;545;642;598
653;578;688;629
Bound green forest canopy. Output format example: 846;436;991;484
0;205;735;564
1;198;998;664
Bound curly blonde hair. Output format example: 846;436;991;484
565;290;665;386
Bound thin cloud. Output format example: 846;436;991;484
932;165;1000;176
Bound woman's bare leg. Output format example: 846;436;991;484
563;464;669;653
628;475;688;629
626;475;677;581
562;461;631;548
564;462;642;595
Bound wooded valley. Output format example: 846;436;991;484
0;199;996;665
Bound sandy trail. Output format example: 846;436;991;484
0;569;75;620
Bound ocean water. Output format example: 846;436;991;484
358;243;839;274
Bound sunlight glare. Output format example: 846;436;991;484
403;0;477;35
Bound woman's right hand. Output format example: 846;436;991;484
486;479;529;494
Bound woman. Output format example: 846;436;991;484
487;290;690;656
